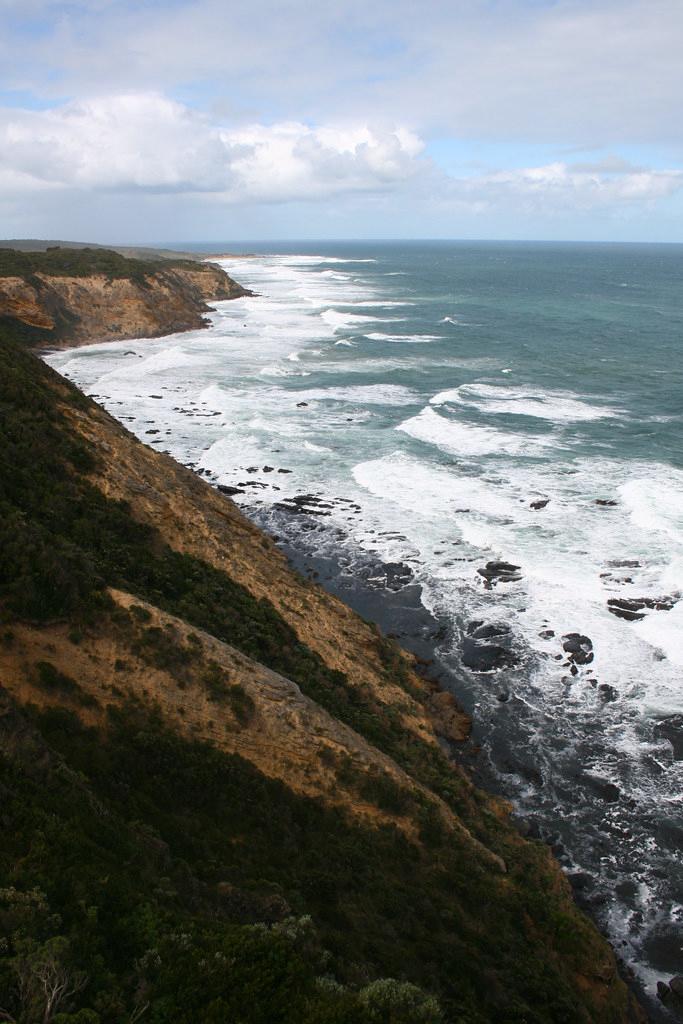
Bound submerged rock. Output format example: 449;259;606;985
462;620;518;672
530;498;550;510
467;621;512;641
462;641;518;672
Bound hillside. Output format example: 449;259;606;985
0;315;647;1022
0;246;250;349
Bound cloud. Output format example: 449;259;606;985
2;92;680;223
2;1;683;146
457;162;683;211
0;93;425;200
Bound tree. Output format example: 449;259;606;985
1;936;86;1024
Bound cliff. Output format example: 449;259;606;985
0;246;250;348
0;285;646;1022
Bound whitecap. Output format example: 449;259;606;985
620;475;683;545
397;406;556;457
353;452;519;521
259;365;312;378
321;309;406;332
335;300;415;308
431;382;623;422
365;333;440;343
321;309;383;332
294;384;417;406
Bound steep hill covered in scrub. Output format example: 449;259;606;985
0;246;249;349
0;321;645;1023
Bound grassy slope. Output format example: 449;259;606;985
0;328;642;1024
0;246;207;277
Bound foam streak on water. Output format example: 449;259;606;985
46;242;683;1009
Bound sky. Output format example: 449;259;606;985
1;0;682;243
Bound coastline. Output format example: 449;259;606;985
247;498;665;1020
27;255;665;1022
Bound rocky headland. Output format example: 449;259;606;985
0;244;251;349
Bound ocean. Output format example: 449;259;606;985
47;240;683;1010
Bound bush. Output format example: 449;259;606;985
359;979;443;1023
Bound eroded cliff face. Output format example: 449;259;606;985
0;260;250;348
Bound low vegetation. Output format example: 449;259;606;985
0;323;639;1023
0;246;204;283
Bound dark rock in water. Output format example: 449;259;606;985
467;621;511;640
356;560;413;592
274;493;333;517
488;560;521;574
145;428;160;435
595;498;618;507
263;465;275;473
607;599;646;622
277;468;293;474
584;776;620;802
217;484;245;496
462;638;518;672
477;560;523;586
497;690;511;702
654;715;683;760
530;498;550;510
562;633;594;665
598;684;618;702
567;871;594;891
462;619;518;672
539;629;555;639
149;394;163;399
296;401;308;407
658;977;683;1017
607;595;677;621
608;558;641;568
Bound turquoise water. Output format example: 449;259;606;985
48;240;683;1007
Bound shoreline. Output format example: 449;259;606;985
248;499;664;1021
35;274;666;1022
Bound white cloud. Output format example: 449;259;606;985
464;162;683;210
0;94;425;201
2;92;680;225
3;1;683;146
226;122;423;200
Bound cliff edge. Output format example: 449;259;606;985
0;245;250;348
